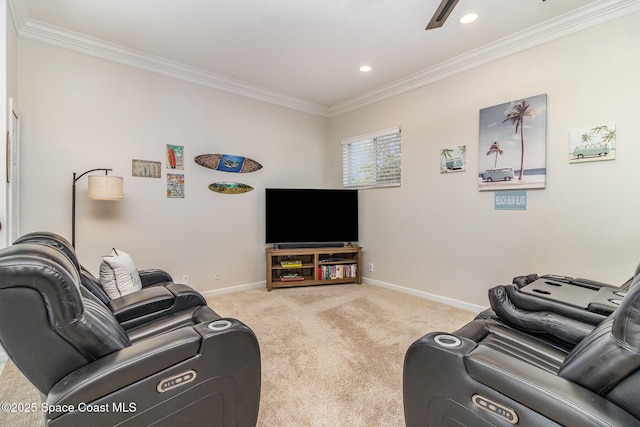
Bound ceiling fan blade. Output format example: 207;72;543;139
425;0;460;30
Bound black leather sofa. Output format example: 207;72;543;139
13;231;214;341
404;273;640;426
0;242;261;426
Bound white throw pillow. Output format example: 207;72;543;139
99;248;143;299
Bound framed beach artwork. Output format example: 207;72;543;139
440;145;466;173
478;94;547;191
569;124;616;163
167;173;184;198
132;159;161;178
166;144;184;170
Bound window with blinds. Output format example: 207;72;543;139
341;127;401;188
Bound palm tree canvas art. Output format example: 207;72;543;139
569;124;616;163
478;94;547;191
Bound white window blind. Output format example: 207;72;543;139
341;127;401;188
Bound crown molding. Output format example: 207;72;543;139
14;11;331;117
9;0;640;118
329;0;640;116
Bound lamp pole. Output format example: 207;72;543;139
72;168;112;248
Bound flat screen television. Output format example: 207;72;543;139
265;188;358;248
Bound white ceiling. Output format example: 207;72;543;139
9;0;640;116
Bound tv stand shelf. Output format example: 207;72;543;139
266;246;362;291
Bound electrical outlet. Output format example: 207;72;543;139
368;263;374;272
182;274;189;284
213;270;220;280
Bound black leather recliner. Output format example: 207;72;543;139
0;243;261;426
483;270;637;349
13;231;212;341
404;272;640;426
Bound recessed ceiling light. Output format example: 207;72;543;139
460;12;478;24
359;65;372;73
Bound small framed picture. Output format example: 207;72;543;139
166;144;184;170
440;145;466;173
132;159;161;178
569;124;616;163
167;173;184;198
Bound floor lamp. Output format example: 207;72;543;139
72;168;123;248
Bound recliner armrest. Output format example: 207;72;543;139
46;319;261;427
466;344;638;426
108;286;175;322
46;327;201;413
138;269;174;287
404;332;638;427
166;283;206;308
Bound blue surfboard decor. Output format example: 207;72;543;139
195;154;262;173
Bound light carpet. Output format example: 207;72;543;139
0;283;478;426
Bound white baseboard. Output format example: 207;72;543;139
363;277;488;314
200;281;265;298
200;278;487;314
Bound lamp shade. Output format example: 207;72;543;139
87;175;124;200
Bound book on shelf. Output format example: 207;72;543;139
281;260;303;268
318;264;357;280
280;272;304;282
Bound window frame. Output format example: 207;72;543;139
341;127;401;189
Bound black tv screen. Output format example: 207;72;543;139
265;188;358;246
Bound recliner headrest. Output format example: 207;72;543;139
13;231;80;270
0;243;84;324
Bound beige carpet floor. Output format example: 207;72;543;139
0;283;477;426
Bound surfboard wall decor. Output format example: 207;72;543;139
167;147;177;168
208;182;254;194
195;154;262;173
167;144;184;169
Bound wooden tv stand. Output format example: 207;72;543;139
266;245;362;291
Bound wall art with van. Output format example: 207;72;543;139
440;145;466;174
569;124;616;164
478;94;547;191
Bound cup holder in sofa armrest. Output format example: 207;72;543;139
108;286;175;322
207;320;233;331
410;331;478;357
193;318;251;340
181;320;235;341
434;334;463;348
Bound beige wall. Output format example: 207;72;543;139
18;39;329;292
329;12;640;307
16;12;640;308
